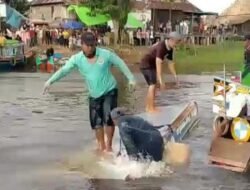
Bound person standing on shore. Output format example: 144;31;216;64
139;31;182;113
43;32;136;152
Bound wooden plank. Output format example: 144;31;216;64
208;137;250;170
208;156;245;170
208;158;245;172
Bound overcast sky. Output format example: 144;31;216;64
188;0;236;13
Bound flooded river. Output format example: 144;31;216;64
0;70;250;190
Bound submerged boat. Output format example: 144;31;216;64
209;77;250;172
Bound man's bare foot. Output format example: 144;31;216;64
97;150;114;162
94;149;111;159
94;148;105;155
146;107;160;113
94;144;106;154
105;147;113;152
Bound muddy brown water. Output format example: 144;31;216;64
0;70;250;190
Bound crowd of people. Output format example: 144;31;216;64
0;17;235;51
2;24;111;51
128;19;190;46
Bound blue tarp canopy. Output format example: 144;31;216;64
63;20;84;30
6;5;27;29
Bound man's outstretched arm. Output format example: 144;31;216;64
47;55;77;85
109;52;136;83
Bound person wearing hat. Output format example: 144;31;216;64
110;107;165;161
43;32;136;152
140;31;182;113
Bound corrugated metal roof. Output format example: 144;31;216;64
31;0;80;6
132;1;202;14
31;0;65;6
131;1;147;11
149;2;202;13
218;0;250;25
31;0;201;14
230;16;250;25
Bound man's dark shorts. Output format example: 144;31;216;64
89;88;118;130
141;68;157;85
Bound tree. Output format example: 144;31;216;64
81;0;131;45
4;0;30;16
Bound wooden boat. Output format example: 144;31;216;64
137;101;199;142
114;101;199;152
0;40;25;71
209;77;250;172
110;101;199;168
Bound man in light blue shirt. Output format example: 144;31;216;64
43;32;136;152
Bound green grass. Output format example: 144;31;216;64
175;41;244;74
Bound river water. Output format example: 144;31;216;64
0;70;250;190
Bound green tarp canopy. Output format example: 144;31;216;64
67;5;110;26
125;13;144;28
68;5;144;28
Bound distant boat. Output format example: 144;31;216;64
0;40;26;72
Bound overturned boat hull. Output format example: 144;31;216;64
137;101;199;142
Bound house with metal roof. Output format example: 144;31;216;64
216;0;250;34
29;0;203;28
29;0;78;23
132;0;203;29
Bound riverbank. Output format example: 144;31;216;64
21;40;243;74
114;41;243;74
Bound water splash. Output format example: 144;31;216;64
97;154;173;180
63;147;173;180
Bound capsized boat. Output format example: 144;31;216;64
137;101;199;142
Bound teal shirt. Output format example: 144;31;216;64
47;47;135;98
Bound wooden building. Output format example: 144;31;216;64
217;0;250;34
230;17;250;35
29;0;78;22
132;0;202;29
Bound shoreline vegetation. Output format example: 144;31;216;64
23;40;244;74
114;41;244;74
